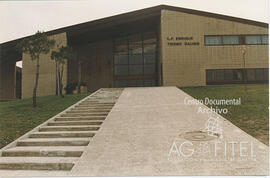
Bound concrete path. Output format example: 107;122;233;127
71;87;268;176
0;87;268;176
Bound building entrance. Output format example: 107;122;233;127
113;31;158;87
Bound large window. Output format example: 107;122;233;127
205;34;268;46
113;31;157;87
206;68;268;84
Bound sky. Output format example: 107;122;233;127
0;0;268;67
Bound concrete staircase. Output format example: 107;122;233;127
0;88;123;171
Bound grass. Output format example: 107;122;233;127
180;84;269;145
0;93;89;148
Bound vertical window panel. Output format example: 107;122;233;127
247;69;256;81
206;70;215;81
144;54;156;64
245;35;261;44
224;69;233;80
205;36;222;45
115;80;128;87
114;65;128;76
144;79;156;86
255;69;264;80
129;65;143;75
262;35;269;44
144;64;156;75
222;36;239;45
233;70;243;80
129;54;143;64
114;37;128;54
114;54;128;64
216;70;224;81
129;34;142;55
264;68;269;80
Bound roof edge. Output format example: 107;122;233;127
160;5;268;28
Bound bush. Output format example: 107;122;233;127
64;82;87;94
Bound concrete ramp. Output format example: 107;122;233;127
71;87;268;176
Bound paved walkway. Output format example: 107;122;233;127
71;87;268;176
0;87;268;176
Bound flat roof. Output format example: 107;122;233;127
0;4;268;48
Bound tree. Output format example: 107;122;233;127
77;55;82;94
51;46;74;97
17;31;55;107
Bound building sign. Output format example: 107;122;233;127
167;36;200;46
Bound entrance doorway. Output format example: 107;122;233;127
113;31;158;87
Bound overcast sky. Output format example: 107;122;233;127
0;0;269;44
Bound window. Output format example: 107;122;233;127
114;54;128;64
114;65;128;76
206;70;214;81
205;36;222;45
262;35;269;44
216;70;224;81
115;80;128;87
129;55;143;64
144;64;155;75
264;68;269;80
224;69;233;80
245;35;261;44
233;70;243;80
247;69;256;81
114;37;128;54
129;65;143;75
206;68;268;84
129;80;143;87
222;36;239;45
255;69;264;80
129;34;142;55
205;34;268;45
144;79;156;86
114;31;157;87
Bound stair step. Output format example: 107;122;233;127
78;104;114;106
16;138;90;146
47;121;103;126
61;113;108;117
55;116;105;121
39;126;100;132
79;102;114;104
81;102;115;104
29;131;96;138
74;106;113;110
67;110;110;113
2;146;85;157
0;157;77;170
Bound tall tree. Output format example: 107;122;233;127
77;58;82;94
51;46;74;97
17;31;55;107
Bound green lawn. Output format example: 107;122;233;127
180;84;269;145
0;93;89;148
